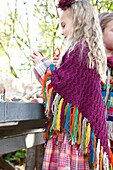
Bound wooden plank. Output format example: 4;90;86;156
0;102;45;123
0;131;44;155
35;144;44;170
0;156;15;170
25;147;36;170
0;103;5;122
25;144;44;170
0;119;46;138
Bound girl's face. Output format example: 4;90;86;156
103;20;113;53
60;9;73;39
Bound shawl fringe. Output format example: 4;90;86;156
42;70;113;169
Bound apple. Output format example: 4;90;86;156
30;98;43;103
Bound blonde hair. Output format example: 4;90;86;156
58;0;107;83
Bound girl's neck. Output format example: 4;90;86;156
106;49;113;57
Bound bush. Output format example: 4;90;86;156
3;149;26;165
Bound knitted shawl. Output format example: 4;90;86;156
42;42;113;167
51;43;108;153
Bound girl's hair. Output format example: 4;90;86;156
58;0;107;83
99;12;113;32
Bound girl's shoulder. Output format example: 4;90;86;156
72;41;89;57
70;41;89;66
61;41;89;67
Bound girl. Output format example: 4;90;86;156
99;12;113;153
31;0;113;169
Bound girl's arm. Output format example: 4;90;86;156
31;51;52;84
33;58;52;84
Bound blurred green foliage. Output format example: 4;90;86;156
0;0;113;78
3;149;26;165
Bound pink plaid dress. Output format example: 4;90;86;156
42;133;91;170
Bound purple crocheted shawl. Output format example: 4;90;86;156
51;42;108;155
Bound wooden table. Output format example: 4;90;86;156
0;102;46;170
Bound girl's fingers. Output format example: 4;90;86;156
33;51;43;57
31;54;37;59
54;56;59;60
33;51;39;56
31;58;39;65
30;51;43;65
53;59;59;65
53;56;59;65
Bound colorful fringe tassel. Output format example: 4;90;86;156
42;70;113;169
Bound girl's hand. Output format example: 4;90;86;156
53;47;60;66
53;56;59;66
31;51;43;66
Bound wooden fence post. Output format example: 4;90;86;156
35;144;44;170
25;147;36;170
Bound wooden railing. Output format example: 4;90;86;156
0;102;46;170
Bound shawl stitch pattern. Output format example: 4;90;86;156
51;43;108;154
